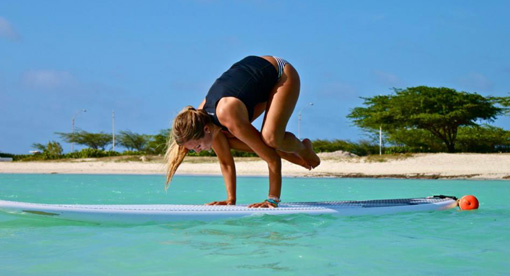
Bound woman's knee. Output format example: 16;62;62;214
261;130;282;149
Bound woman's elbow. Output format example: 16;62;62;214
265;155;281;170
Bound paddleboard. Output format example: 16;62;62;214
0;196;459;223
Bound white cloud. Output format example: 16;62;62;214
22;70;76;90
0;17;21;42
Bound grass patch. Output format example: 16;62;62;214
363;153;415;163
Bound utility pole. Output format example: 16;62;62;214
379;125;383;155
112;111;115;151
297;102;314;139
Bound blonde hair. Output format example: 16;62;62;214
165;105;212;188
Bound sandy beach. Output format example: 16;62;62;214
1;153;509;180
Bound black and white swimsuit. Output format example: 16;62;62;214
202;56;289;130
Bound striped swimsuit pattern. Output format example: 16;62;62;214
274;56;289;80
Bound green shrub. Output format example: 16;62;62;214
311;139;379;156
456;125;510;153
121;150;143;156
0;152;15;158
64;149;120;159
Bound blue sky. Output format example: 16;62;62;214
1;0;509;154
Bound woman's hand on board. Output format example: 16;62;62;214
206;199;236;206
248;200;278;208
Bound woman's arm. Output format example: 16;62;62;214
198;99;206;109
207;130;237;205
217;98;282;207
230;123;282;208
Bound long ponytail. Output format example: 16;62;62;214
165;105;212;188
165;139;188;189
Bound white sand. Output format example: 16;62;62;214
1;153;509;180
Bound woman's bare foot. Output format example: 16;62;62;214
300;138;321;168
277;150;311;170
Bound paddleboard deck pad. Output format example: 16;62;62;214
0;196;458;223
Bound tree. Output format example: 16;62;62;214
348;86;504;152
145;129;170;155
117;130;150;151
32;141;63;159
456;125;510;152
385;128;445;152
46;141;63;158
57;130;112;150
489;95;510;115
32;143;46;152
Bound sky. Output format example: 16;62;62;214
1;0;509;154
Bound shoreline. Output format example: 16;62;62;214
1;153;509;180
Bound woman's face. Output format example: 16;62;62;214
182;126;213;153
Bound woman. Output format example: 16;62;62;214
166;56;320;208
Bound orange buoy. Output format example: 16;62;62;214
458;195;479;210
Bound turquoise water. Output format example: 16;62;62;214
0;174;509;275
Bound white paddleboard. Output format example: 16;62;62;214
0;196;458;224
